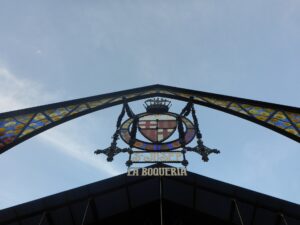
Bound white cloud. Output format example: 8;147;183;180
35;49;42;54
0;67;58;111
40;129;120;175
0;66;121;175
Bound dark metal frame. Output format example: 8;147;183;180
1;170;298;225
0;84;299;154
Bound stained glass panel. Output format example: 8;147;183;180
44;107;69;121
69;104;89;116
0;85;299;153
87;98;112;109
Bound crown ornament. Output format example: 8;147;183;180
143;98;172;113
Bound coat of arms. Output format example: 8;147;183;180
95;98;219;170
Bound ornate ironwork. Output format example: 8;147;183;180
95;98;220;168
0;85;298;155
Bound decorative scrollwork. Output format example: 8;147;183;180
95;97;220;168
185;146;220;162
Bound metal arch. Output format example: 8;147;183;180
0;84;299;154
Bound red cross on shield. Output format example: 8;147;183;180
138;114;177;143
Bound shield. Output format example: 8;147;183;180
138;114;177;143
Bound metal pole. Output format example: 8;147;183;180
280;213;289;225
233;199;244;225
160;176;164;225
81;199;91;225
37;212;46;225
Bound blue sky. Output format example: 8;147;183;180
0;1;299;209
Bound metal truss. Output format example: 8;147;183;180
0;84;299;154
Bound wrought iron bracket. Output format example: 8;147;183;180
185;145;220;162
94;147;130;162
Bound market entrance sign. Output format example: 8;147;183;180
95;97;220;176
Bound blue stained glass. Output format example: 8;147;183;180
0;133;15;139
167;143;173;149
29;121;46;128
